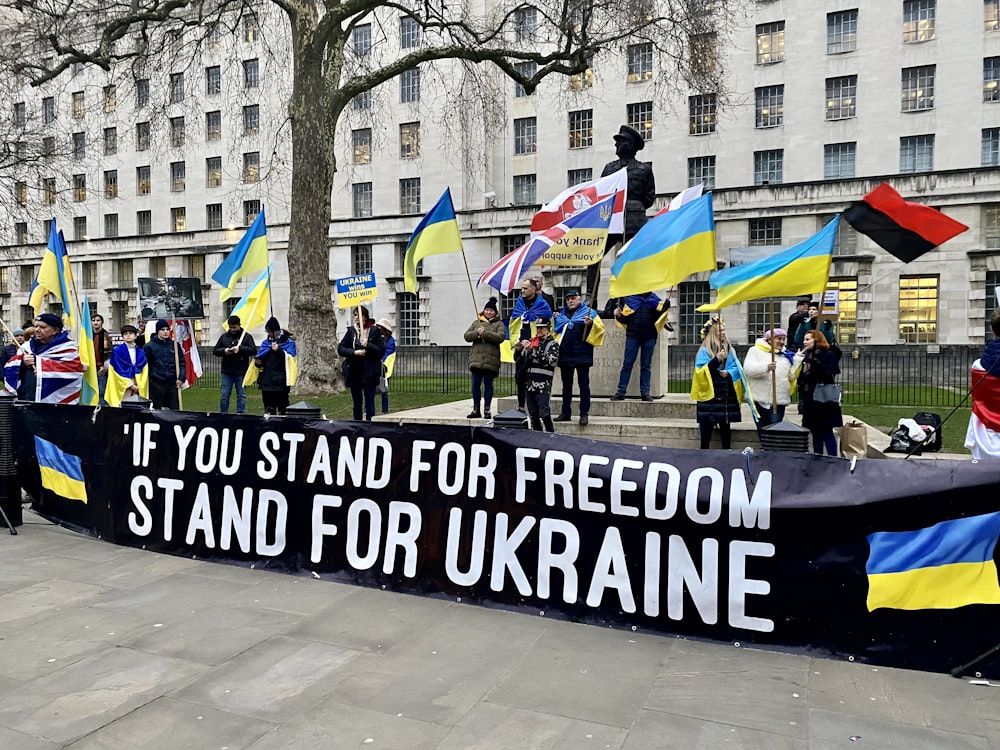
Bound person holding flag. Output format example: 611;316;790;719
213;315;256;414
509;279;553;412
105;324;148;406
966;308;1000;460
691;317;744;450
3;314;83;404
553;290;604;425
610;292;669;402
212;209;269;301
252;317;298;416
143;320;185;410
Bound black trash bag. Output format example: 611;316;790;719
913;412;943;452
885;425;923;456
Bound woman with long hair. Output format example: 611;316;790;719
692;317;742;449
798;329;843;455
338;305;385;422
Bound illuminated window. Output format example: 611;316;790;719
569;67;594;90
353;128;371;164
627;101;653;141
171;207;186;232
827;277;857;344
903;0;935;43
568;109;593;149
756;21;784;64
688;156;715;189
43;177;56;205
104;169;118;199
826;75;856;119
72;91;84;119
901;64;934;111
690;33;717;74
73;173;86;202
400;122;420;158
898;275;937;343
242;152;259;183
244;14;259;42
986;58;1000;102
627;42;653;82
754;85;784;128
689;94;716;135
136;165;151;195
103;85;116;113
206;111;221;141
206;157;222;188
353;182;372;217
988;0;999;31
14;181;26;206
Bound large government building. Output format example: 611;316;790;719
2;0;999;349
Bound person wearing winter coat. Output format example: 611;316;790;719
742;328;803;428
514;317;559;432
463;298;507;419
793;302;837;349
212;314;256;414
691;317;743;449
798;329;843;456
338;306;385;422
611;291;669;401
553;289;604;426
253;317;297;415
142;319;186;410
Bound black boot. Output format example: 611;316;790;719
542;416;554;432
467;407;481;419
484;407;492;419
530;417;542;431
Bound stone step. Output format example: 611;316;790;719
496;394;757;421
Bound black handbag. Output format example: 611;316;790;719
812;383;842;403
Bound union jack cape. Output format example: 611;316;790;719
3;331;83;404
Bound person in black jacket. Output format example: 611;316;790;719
0;328;24;369
338;306;385;422
254;317;295;415
553;290;596;425
611;292;669;401
142;319;186;410
212;315;256;414
798;329;843;456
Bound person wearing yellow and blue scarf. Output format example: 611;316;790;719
690;317;744;449
508;279;552;411
611;292;669;401
553;289;605;426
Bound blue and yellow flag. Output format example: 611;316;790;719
78;296;99;406
34;435;87;503
212;209;269;301
244;337;298;388
609;193;716;298
690;346;745;406
30;222;77;330
226;266;272;332
698;217;839;312
866;511;1000;611
404;188;463;293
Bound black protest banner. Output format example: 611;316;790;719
16;403;1000;676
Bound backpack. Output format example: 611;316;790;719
913;412;943;453
885;425;922;456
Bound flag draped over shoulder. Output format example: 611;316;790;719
531;168;627;236
966;347;1000;459
843;182;968;263
34;436;87;503
866;512;1000;611
404;188;463;293
106;343;148;407
3;331;83;404
226;266;272;332
698;216;839;312
690;346;746;406
554;303;606;347
480;195;617;294
78;297;99;406
30;223;77;330
212;209;269;301
244;337;298;388
609;193;716;298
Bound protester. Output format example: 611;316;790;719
554;289;601;426
2;314;83;403
143;319;186;410
376;318;395;415
91;314;114;406
691;317;742;449
798;330;843;456
530;275;556;312
106;324;148;406
253;317;297;415
338;306;385;422
742;328;802;428
966;308;1000;459
0;328;24;369
787;298;810;352
514;317;559;432
212;315;256;414
793;302;837;349
509;278;552;412
464;298;506;419
611;291;669;401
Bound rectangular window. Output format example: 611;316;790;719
627;101;653;142
753;150;784;185
514;7;538;41
988;0;999;31
900;134;934;173
899;275;938;343
400;121;420;158
353;24;372;56
187;255;205;280
400;16;420;48
353;182;373;218
171;207;186;232
14;181;26;207
749;218;782;246
206;111;222;142
13;102;26;128
72;91;85;119
397;242;424;276
150;257;166;278
513;174;537;205
689;93;717;135
103;85;116;113
983;128;1000;166
20;265;35;291
514;61;536;98
827;277;857;344
73;173;86;202
137;210;152;236
754;85;784;127
103;126;117;155
104;214;118;238
397;293;421;346
169;72;185;103
206;156;222;188
136;165;151;195
244;200;261;225
73;216;87;241
568;109;593;149
14;223;27;244
243;152;259;183
514;117;537;154
901;65;935;111
986;58;1000;102
827;9;858;54
170;161;185;192
81;261;97;288
42;136;55;157
756;21;785;64
820;213;858;256
988;271;1000;338
104;169;118;198
114;258;133;286
42;96;55;124
206;203;223;230
984;205;1000;249
679;281;711;344
135;79;149;107
400;68;420;102
352;244;373;275
206;66;221;95
170;116;185;147
43;177;56;205
627;42;653;82
353;128;372;164
244;14;259;42
826;75;857;119
824;142;856;179
400;177;421;215
903;0;935;42
688;156;716;189
690;32;717;74
353;90;372;110
72;132;86;160
243;104;259;135
746;302;768;345
136;121;150;151
244;59;259;89
568;169;593;186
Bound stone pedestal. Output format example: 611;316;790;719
553;323;668;399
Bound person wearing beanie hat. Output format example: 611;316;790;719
142;319;186;410
0;329;25;370
743;327;803;431
212;314;256;414
553;289;604;426
514;315;559;432
338;305;385;422
36;313;63;330
251;316;298;415
464;298;506;419
265;317;281;332
374;318;396;415
3;314;83;403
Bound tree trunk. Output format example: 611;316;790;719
286;35;341;393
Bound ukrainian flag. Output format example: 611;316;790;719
30;222;77;330
78;296;99;406
34;436;87;503
698;217;838;312
244;337;298;388
404;188;463;293
213;209;269;301
609;193;716;298
690;347;745;405
866;511;1000;611
226;266;272;332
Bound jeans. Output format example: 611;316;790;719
559;365;591;416
471;368;495;411
97;374;108;406
220;372;247;414
812;430;838;456
616;337;656;396
351;384;377;422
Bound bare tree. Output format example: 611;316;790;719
0;0;736;391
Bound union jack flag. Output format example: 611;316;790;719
4;332;83;404
479;194;618;295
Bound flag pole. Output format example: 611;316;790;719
459;249;481;320
170;321;183;410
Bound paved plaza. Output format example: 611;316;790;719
0;513;998;749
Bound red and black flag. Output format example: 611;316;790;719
843;182;968;263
